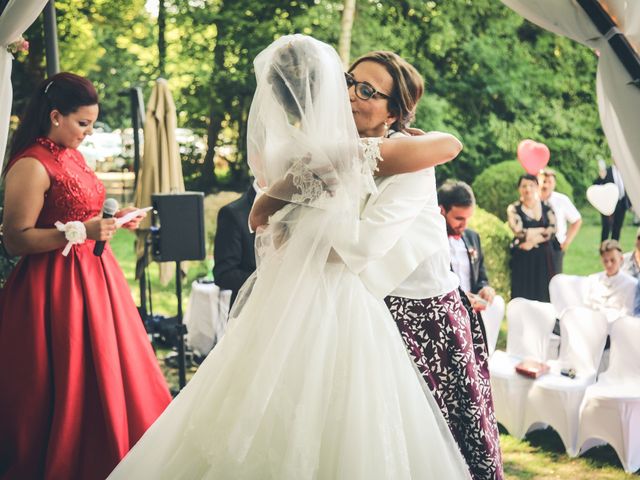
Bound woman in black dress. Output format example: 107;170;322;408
507;174;557;302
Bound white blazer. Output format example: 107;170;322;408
336;166;459;299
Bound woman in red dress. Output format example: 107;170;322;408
0;72;171;479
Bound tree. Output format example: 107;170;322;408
338;0;356;68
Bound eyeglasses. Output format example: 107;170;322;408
345;72;391;101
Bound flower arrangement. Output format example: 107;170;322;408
467;246;479;263
7;36;29;55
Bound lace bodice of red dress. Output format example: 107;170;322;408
10;136;106;227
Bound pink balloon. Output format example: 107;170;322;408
517;139;550;175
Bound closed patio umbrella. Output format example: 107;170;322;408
135;78;184;285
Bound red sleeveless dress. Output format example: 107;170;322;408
0;138;171;479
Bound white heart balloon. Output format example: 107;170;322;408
586;183;619;216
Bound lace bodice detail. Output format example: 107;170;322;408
10;138;105;227
359;137;383;174
289;160;327;205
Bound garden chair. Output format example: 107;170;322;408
549;274;589;317
184;281;231;356
489;297;556;438
522;306;608;456
548;274;590;360
577;315;640;473
481;294;505;355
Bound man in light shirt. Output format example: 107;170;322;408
539;168;582;273
585;239;637;323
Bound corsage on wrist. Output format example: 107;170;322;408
55;221;87;256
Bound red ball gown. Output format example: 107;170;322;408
0;138;171;480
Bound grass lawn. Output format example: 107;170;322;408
111;205;639;479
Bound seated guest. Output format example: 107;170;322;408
584;240;637;322
507;174;557;302
538;168;582;273
213;181;258;306
634;279;640;317
622;227;640;279
438;180;505;353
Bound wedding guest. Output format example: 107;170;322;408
344;52;503;479
594;162;629;242
622;227;640;279
538;168;582;273
507;174;557;302
213;181;258;305
0;72;171;480
633;277;640;316
438;179;505;354
584;239;637;322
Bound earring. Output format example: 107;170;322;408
53;121;59;127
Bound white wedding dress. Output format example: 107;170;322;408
108;35;470;480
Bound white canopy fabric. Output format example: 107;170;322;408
0;0;48;167
501;0;640;209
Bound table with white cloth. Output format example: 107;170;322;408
184;281;231;356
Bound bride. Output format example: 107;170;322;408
109;35;470;479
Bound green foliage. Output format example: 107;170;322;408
0;244;19;289
10;0;611;197
468;207;512;300
472;160;573;221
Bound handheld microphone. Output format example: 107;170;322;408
93;198;119;256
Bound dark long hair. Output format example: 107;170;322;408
348;51;424;131
8;72;98;165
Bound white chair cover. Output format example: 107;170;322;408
549;274;589;317
578;315;640;473
489;298;556;438
505;298;557;360
481;294;505;355
184;281;231;356
523;307;609;455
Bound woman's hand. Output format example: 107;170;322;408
84;216;117;241
115;206;147;230
519;241;535;251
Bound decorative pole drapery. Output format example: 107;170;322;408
500;0;640;210
0;0;49;167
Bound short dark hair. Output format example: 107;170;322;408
438;180;476;211
517;173;539;187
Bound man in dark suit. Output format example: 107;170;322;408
594;162;630;242
438;180;495;306
213;183;258;306
438;180;505;353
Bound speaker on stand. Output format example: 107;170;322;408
151;192;206;390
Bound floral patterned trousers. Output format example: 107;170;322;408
385;289;504;480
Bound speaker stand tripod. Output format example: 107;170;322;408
174;261;188;390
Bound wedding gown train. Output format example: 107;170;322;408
108;206;470;479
